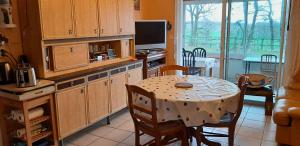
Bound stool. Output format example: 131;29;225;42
245;86;274;115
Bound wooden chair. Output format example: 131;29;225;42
159;65;188;76
126;85;189;146
261;54;277;73
182;50;200;75
261;54;277;88
196;75;249;146
193;48;207;58
192;48;207;76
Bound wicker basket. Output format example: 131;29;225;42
236;74;273;88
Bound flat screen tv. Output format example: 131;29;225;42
135;20;167;50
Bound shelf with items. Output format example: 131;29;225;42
136;50;167;79
42;39;134;78
0;95;58;146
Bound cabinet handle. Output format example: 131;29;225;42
94;29;98;34
101;29;104;34
104;81;107;86
110;79;113;84
128;74;131;78
70;47;73;53
120;28;123;33
69;29;73;35
81;89;84;94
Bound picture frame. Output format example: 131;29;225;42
134;0;140;11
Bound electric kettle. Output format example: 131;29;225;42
0;61;13;84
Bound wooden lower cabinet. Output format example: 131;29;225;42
55;86;87;139
87;78;109;124
128;68;143;85
54;63;142;139
110;72;127;113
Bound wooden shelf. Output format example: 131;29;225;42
30;116;50;126
32;131;52;143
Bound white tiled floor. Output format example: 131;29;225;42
63;103;277;146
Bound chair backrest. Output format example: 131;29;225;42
261;54;277;73
160;65;188;76
182;50;195;68
126;84;159;129
193;48;207;58
233;75;249;122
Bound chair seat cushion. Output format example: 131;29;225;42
273;99;300;126
139;120;186;134
204;113;235;127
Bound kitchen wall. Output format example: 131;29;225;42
136;0;176;65
0;0;23;63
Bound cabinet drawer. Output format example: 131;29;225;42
52;44;89;71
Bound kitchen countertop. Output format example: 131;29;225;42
0;80;55;101
48;59;143;83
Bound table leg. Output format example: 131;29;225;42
265;95;274;115
244;61;248;74
188;127;221;146
209;67;213;77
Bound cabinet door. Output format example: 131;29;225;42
110;73;127;113
74;0;99;37
128;68;142;85
56;86;86;138
98;0;118;36
87;79;109;124
40;0;74;39
52;43;89;71
117;0;135;35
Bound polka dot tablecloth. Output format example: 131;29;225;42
135;75;241;127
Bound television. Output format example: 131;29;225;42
135;20;167;50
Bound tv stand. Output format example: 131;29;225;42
136;49;166;79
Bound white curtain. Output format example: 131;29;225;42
284;0;300;89
175;0;184;65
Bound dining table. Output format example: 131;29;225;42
134;75;241;145
194;57;216;77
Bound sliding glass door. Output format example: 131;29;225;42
182;0;223;77
180;0;286;89
225;0;285;89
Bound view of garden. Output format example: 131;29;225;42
183;0;283;59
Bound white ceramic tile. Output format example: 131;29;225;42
89;126;115;137
261;140;278;146
66;133;99;146
117;120;135;132
237;126;264;139
244;113;266;122
122;133;153;146
263;131;276;142
242;119;266;129
235;135;261;146
88;137;118;146
101;128;133;142
248;106;265;115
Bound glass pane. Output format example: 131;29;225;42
183;1;223;77
226;0;284;88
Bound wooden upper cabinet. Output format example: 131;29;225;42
73;0;99;37
52;43;89;71
98;0;118;37
40;0;74;40
117;0;135;35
